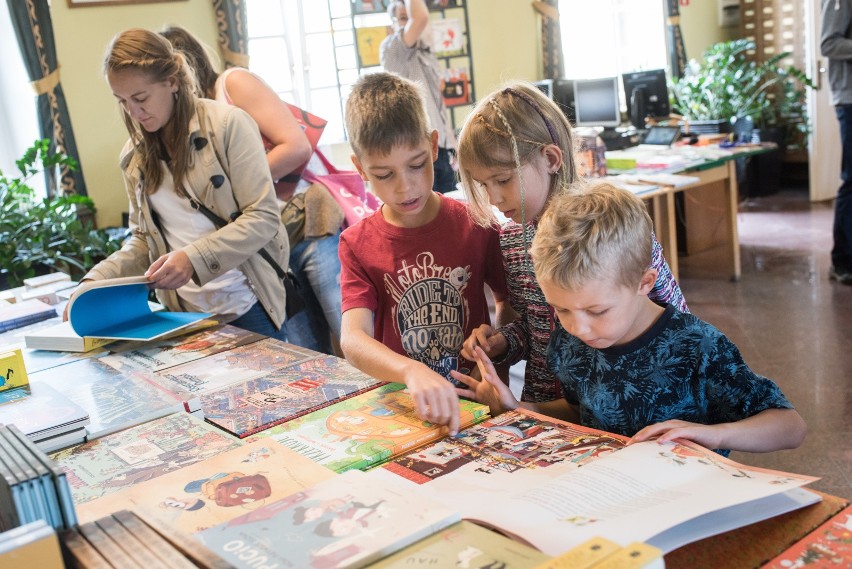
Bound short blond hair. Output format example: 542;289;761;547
530;181;653;291
345;71;432;158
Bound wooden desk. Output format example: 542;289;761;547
665;490;850;569
610;145;775;282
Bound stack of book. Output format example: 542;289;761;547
0;299;56;334
62;509;234;568
0;423;77;532
0;382;89;452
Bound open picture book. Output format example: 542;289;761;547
371;409;822;557
67;276;211;341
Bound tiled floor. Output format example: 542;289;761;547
678;189;852;502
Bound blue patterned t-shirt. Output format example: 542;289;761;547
547;304;793;455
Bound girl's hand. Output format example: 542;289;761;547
461;326;508;361
145;251;194;289
629;419;723;450
452;346;519;416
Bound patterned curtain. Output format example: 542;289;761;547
663;0;687;78
213;0;250;69
533;0;564;79
6;0;86;197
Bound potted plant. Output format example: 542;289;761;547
0;139;124;289
670;39;814;144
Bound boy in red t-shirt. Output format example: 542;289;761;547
340;72;508;435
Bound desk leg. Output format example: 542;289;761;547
651;192;679;282
725;160;742;281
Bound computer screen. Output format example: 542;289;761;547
622;69;670;129
573;77;621;129
533;79;576;124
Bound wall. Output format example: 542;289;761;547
51;0;218;228
678;0;739;63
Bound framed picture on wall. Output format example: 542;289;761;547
67;0;187;7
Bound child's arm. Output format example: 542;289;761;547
452;347;580;423
341;308;461;435
629;408;807;452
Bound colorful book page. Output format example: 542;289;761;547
196;469;460;569
99;324;265;374
151;338;318;398
200;355;384;438
50;412;243;505
763;504;852;568
247;383;489;473
76;440;336;535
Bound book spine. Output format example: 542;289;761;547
94;515;170;569
77;521;143;569
111;510;199;569
130;508;237;569
60;527;113;569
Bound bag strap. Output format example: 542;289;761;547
313;147;339;174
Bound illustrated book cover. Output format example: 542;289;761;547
763;503;852;568
247;382;490;473
0;381;89;442
76;439;337;535
31;358;185;439
151;338;319;399
50;412;243;505
99;323;264;374
196;469;460;569
67;276;211;341
0;348;28;392
200;355;385;438
369;520;550;568
373;412;821;557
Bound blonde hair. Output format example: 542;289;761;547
345;72;432;158
103;28;197;195
458;81;579;226
530;181;653;291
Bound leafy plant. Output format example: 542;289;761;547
669;39;815;150
0;139;124;288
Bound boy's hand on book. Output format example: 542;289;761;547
452;346;519;417
406;364;461;435
461;326;507;361
629;419;722;450
146;251;194;289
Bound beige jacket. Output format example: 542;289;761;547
85;99;289;328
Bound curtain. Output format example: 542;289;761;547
663;0;687;78
213;0;250;69
6;0;86;197
533;0;564;79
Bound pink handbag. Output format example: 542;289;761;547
302;149;381;228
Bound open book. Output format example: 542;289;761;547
67;276;211;341
372;409;821;557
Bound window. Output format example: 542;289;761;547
246;0;386;144
0;3;40;189
558;0;667;99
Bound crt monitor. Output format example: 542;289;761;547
622;69;670;129
533;79;576;124
573;77;621;129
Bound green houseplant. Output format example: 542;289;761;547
669;39;815;150
0;139;124;289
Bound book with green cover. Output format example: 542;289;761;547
200;355;384;438
76;439;337;535
369;520;550;568
247;382;490;473
50;412;243;505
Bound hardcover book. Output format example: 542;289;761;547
763;504;852;568
99;324;264;374
50;412;243;505
247;382;490;473
196;469;460;569
200;355;384;438
0;348;29;392
152;338;319;399
369;520;550;568
373;410;821;557
31;358;185;439
0;381;89;443
76;439;336;535
67;276;211;341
